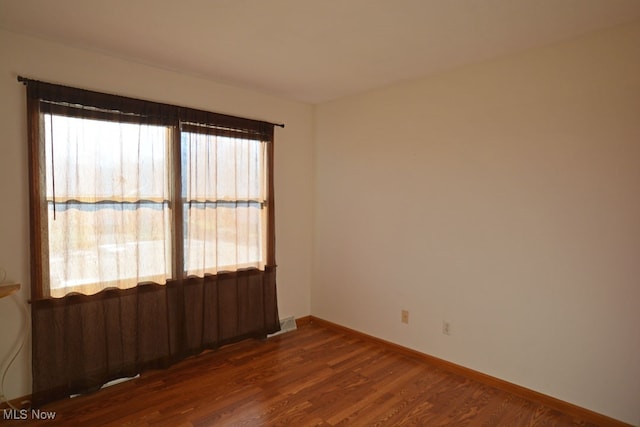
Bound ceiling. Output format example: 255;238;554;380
2;0;640;104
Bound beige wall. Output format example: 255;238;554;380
313;21;640;425
0;29;314;402
2;18;639;425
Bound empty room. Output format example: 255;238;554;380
0;1;639;426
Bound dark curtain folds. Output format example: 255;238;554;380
31;269;279;406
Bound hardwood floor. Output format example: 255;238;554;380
2;323;610;426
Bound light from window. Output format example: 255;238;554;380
45;114;172;296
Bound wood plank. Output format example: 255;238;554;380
309;316;632;427
0;320;630;426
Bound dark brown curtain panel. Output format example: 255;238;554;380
23;79;280;406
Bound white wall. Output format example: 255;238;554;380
313;21;640;425
0;29;314;402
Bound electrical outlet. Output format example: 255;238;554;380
442;321;451;335
401;310;409;324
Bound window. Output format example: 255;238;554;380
26;80;276;299
182;128;267;277
45;114;172;296
25;80;281;406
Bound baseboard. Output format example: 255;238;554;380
306;316;632;427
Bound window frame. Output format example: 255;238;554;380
26;80;276;300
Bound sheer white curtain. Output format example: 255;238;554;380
45;114;172;297
182;129;267;277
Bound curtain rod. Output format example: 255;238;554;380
17;75;285;128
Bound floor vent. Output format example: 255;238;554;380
268;316;297;337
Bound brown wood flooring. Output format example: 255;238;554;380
2;323;604;426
